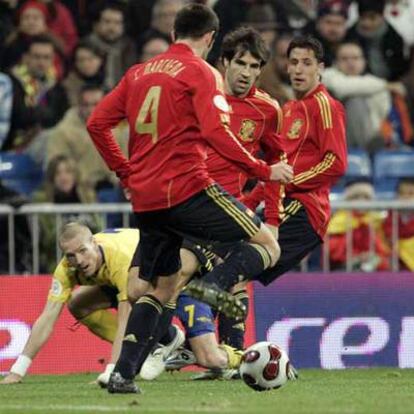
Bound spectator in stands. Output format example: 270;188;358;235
323;41;395;152
383;177;414;271
33;155;101;271
1;0;49;70
346;0;410;81
37;0;79;57
1;35;68;152
305;0;349;67
137;0;184;56
63;41;107;106
258;32;294;105
47;84;128;201
1;1;66;76
83;1;136;89
138;36;170;63
328;179;390;271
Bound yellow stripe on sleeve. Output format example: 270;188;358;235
292;153;336;185
315;92;332;129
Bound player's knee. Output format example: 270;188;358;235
255;240;280;269
267;240;281;268
67;299;88;320
260;231;280;268
127;271;149;303
252;224;280;268
149;275;180;305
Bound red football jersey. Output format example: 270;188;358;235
244;84;347;233
206;86;284;197
87;43;271;212
282;83;347;237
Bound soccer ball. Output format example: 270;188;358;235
239;341;290;391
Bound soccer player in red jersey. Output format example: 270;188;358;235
206;31;283;198
87;4;292;393
159;27;286;380
243;35;348;285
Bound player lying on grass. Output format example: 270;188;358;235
0;223;184;387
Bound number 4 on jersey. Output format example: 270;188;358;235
135;86;161;143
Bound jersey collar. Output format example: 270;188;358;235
168;43;195;56
303;83;326;99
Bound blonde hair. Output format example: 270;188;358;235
59;222;92;246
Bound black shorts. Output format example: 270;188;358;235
255;198;322;286
131;184;262;282
181;239;216;275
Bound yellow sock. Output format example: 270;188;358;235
80;310;118;342
219;344;243;369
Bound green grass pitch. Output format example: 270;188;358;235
1;369;414;414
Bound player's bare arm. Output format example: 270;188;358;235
0;300;64;384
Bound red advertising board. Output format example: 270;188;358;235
1;276;257;375
0;276;111;374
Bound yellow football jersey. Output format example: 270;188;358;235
48;228;139;303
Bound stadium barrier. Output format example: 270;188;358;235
0;200;413;274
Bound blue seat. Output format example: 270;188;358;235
331;149;372;195
346;149;372;178
373;150;414;196
97;188;123;203
374;150;414;180
0;153;43;196
97;187;125;228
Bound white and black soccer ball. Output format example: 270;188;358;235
239;341;290;391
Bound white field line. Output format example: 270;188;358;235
0;404;242;413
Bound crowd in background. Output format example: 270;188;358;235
0;0;413;273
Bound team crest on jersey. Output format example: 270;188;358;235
238;119;256;142
287;119;303;139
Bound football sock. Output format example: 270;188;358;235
219;344;244;369
158;303;177;346
202;243;271;291
80;310;117;342
219;289;249;349
135;301;177;373
115;294;162;379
